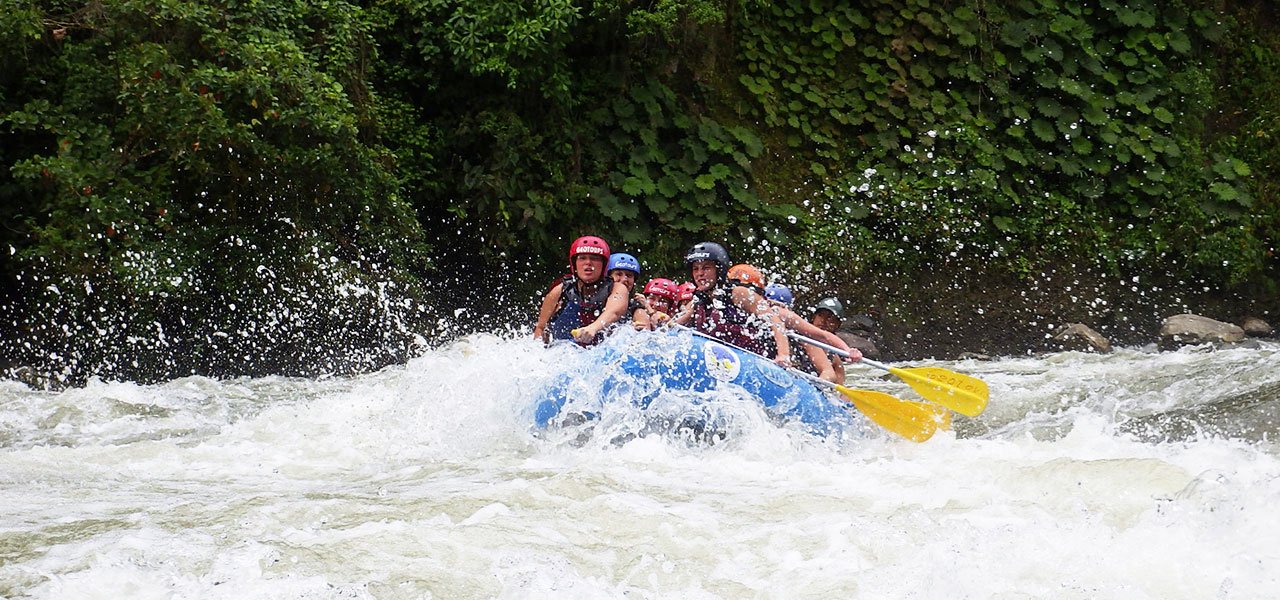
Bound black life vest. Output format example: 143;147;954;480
621;297;643;324
547;278;614;345
793;343;840;376
793;344;819;375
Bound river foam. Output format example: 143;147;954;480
2;336;1278;598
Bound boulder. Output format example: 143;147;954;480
1052;323;1112;353
836;331;882;361
1159;314;1245;349
1239;317;1274;338
838;312;883;360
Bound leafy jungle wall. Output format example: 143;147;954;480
2;0;1277;382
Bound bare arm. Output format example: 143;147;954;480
632;306;653;330
732;286;791;366
533;285;563;343
805;344;838;383
780;308;862;361
573;286;630;343
672;301;694;326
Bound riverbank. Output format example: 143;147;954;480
849;261;1280;360
4;258;1277;389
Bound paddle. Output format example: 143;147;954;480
667;323;945;442
788;332;990;417
788;367;949;443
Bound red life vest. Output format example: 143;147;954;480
690;287;771;355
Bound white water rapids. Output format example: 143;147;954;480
2;335;1278;599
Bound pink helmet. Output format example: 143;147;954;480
569;235;610;262
677;281;696;302
643;278;677;301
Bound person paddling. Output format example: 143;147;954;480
749;282;840;383
607;253;641;293
633;278;678;330
675;281;696;314
607;252;643;327
674;242;792;367
726;270;861;383
801;297;857;382
533;236;630;345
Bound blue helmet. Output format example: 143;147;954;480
607;252;641;275
765;283;794;307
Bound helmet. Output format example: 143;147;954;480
765;283;794;306
727;264;765;290
677;281;696;302
569;236;610;262
607;252;641;275
642;278;677;301
684;242;730;278
815;297;845;320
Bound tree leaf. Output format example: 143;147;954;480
1031;119;1056;141
622;176;645;195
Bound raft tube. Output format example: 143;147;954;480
532;327;857;437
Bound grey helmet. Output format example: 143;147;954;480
684;242;730;281
814;297;845;320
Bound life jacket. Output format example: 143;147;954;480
793;344;819;375
728;282;777;358
621;297;642;324
547;278;614;345
689;287;771;355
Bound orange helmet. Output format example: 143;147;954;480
727;264;765;290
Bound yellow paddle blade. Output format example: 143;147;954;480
835;386;950;443
887;366;989;417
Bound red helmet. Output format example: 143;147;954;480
677;281;696;302
569;235;610;262
643;278;677;301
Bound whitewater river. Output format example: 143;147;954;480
2;334;1278;599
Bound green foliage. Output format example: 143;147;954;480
4;0;1280;381
372;0;792;273
733;0;1271;282
2;0;425;270
0;0;430;381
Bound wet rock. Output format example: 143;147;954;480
1159;314;1245;349
958;352;992;361
838;313;883;360
836;331;882;360
11;366;52;390
1052;323;1113;353
1239;317;1274;338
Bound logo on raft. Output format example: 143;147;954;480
702;341;741;382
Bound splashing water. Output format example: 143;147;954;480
2;336;1278;598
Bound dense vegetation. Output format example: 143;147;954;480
2;0;1278;384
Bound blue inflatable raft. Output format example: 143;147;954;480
532;327;860;437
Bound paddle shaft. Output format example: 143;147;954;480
787;332;877;365
789;332;990;417
672;323;945;441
